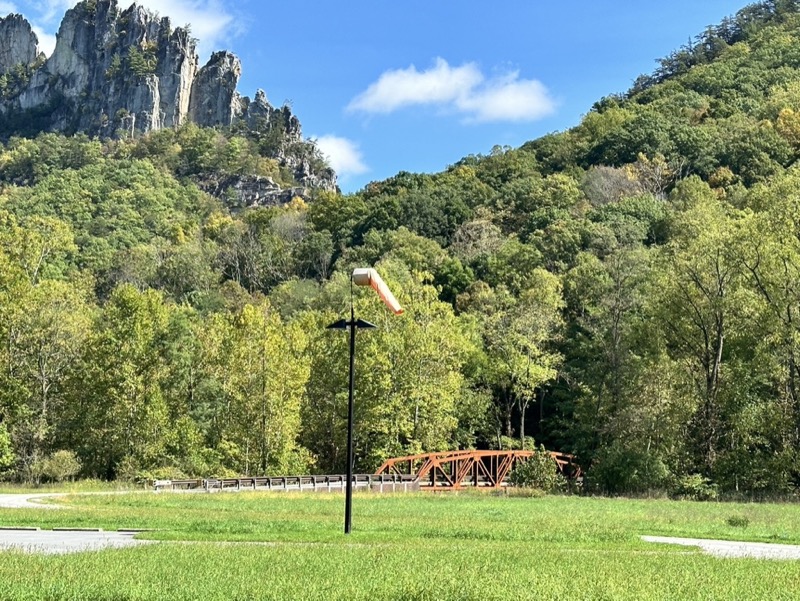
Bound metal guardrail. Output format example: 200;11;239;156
153;474;418;493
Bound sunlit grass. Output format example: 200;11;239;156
0;491;799;599
0;480;140;494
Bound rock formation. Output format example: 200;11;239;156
0;0;337;199
189;51;240;128
2;0;249;135
0;14;40;73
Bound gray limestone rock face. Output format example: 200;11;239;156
188;51;241;127
3;0;201;136
0;14;39;74
239;90;302;141
156;17;197;128
0;0;338;201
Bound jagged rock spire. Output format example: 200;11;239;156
0;0;297;140
0;14;40;74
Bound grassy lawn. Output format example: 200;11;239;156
0;491;798;599
0;480;140;494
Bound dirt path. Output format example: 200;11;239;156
642;535;800;559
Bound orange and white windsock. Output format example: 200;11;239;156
352;268;404;315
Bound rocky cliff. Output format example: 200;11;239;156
0;0;336;199
0;14;40;72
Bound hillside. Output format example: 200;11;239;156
0;0;799;496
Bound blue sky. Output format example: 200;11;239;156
4;0;748;192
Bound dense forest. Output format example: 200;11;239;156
2;0;800;496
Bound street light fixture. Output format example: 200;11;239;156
327;268;403;534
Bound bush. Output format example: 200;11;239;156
508;446;565;492
587;441;672;495
0;423;14;475
726;515;749;528
672;474;718;501
42;450;82;482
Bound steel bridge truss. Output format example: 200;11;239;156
375;449;580;489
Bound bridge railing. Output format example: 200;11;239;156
152;473;419;493
152;450;580;492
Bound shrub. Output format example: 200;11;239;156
0;423;14;474
42;450;82;482
587;441;672;494
672;474;718;501
508;445;565;492
726;515;750;528
128;46;158;77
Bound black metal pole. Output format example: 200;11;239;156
344;308;356;534
327;311;375;535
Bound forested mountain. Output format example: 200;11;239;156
1;0;800;496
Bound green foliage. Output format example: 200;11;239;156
0;423;14;475
2;0;800;496
301;264;478;471
508;445;565;491
127;44;158;77
673;474;719;501
589;441;672;495
727;514;750;528
41;450;81;482
105;53;122;79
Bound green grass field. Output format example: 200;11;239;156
0;491;799;600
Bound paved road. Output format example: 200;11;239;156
0;493;153;554
0;494;63;509
0;529;151;554
642;535;800;559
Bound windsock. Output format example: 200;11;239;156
352;268;404;315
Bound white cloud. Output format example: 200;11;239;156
18;0;236;60
32;24;56;56
32;0;74;24
314;135;368;179
348;57;482;114
457;74;555;123
348;57;556;124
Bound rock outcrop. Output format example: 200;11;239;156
0;0;337;198
2;0;243;136
0;14;40;74
189;51;240;128
197;174;314;209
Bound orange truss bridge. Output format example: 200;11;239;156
375;449;581;489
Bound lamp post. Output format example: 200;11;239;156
327;268;403;535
